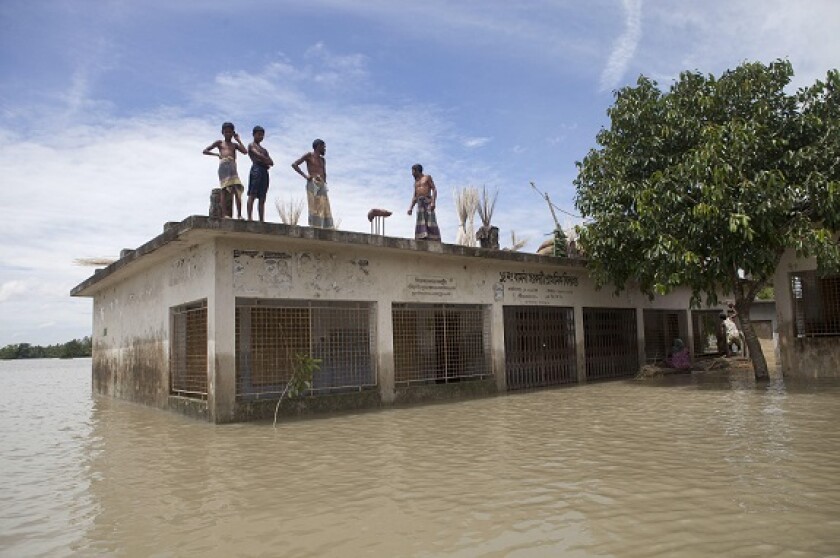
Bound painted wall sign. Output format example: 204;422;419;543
498;270;579;287
407;275;456;298
498;270;577;305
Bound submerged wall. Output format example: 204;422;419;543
89;239;216;412
74;217;703;423
774;248;840;378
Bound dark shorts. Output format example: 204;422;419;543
247;165;269;200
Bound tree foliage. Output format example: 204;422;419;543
273;353;321;428
574;60;840;379
0;337;92;360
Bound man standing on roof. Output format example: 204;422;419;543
292;139;334;229
407;164;441;241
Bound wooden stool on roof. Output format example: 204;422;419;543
367;208;392;235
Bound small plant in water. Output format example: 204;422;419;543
273;353;321;428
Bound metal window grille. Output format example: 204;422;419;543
643;310;684;363
170;300;208;397
691;310;724;355
583;307;639;380
235;299;376;398
791;271;840;337
392;303;490;384
503;306;577;390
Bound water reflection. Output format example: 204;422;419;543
2;359;840;557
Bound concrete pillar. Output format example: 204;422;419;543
774;267;795;377
490;303;506;391
377;301;395;404
636;308;646;369
209;239;237;423
683;310;695;357
574;306;586;383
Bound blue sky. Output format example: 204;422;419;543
1;0;838;346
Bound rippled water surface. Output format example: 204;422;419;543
2;358;840;557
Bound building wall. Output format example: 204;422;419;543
78;221;705;423
220;236;697;407
91;242;217;412
774;249;840;378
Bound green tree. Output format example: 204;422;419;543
553;227;568;257
0;344;20;359
574;60;840;380
0;337;92;360
756;286;774;301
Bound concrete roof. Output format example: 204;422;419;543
71;215;586;298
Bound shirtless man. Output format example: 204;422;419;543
246;125;274;222
292;139;334;228
203;122;248;219
407;164;441;241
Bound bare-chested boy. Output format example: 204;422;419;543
407;164;441;241
246;125;274;222
203;122;247;219
291;139;334;229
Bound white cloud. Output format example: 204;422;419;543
304;42;370;87
0;51;505;344
641;1;840;89
463;137;491;148
0;280;28;303
600;0;643;91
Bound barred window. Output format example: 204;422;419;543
236;299;376;398
643;310;685;362
503;306;577;390
791;272;840;337
170;300;208;397
691;310;724;355
392;303;491;384
583;307;639;380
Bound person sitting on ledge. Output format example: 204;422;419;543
665;338;691;370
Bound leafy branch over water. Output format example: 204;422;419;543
0;337;92;359
273;353;321;428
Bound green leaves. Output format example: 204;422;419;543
287;353;321;398
574;60;840;302
273;352;322;428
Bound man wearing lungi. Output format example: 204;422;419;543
203;122;247;219
291;138;334;229
407;164;441;241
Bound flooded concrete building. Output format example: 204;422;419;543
72;216;721;423
774;248;840;378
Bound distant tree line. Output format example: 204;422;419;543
0;337;92;359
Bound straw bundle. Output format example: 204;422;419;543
476;186;498;228
454;186;479;247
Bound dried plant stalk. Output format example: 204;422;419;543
506;230;529;252
275;198;304;225
454;186;479;246
477;185;498;227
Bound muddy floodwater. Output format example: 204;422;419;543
1;358;839;557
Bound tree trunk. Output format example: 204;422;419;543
734;298;770;381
